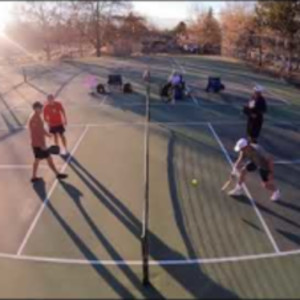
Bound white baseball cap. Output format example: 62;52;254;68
234;138;249;152
254;85;264;93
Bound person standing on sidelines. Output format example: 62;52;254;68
243;85;267;143
43;94;68;155
227;138;280;202
29;101;68;183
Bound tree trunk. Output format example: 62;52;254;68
287;35;294;74
295;51;300;71
258;35;263;68
44;40;51;61
79;37;83;57
95;1;101;57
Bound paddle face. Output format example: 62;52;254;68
48;145;60;155
221;173;236;191
221;180;232;191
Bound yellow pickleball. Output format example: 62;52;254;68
191;179;198;186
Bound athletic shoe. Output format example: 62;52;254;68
61;149;69;156
228;185;244;196
57;173;68;180
31;177;42;183
271;190;281;202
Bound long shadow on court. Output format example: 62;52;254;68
61;156;238;298
0;94;24;143
0;67;82;144
232;194;300;252
58;180;164;299
166;130;241;263
167;131;199;258
277;229;300;247
233;195;300;230
32;179;136;299
0;94;23;128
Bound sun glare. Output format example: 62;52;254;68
0;2;13;34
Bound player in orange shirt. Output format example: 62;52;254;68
29;101;68;183
43;94;68;155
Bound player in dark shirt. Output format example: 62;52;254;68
243;85;267;143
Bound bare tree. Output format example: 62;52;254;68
220;2;255;58
190;7;222;54
16;2;60;61
69;1;130;57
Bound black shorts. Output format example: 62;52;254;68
245;162;270;182
49;125;65;135
247;118;263;139
33;147;50;160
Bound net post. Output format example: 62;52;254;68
142;234;150;286
142;69;151;287
22;68;27;83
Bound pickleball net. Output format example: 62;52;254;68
141;69;151;286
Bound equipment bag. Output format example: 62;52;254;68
96;84;106;94
123;83;133;93
108;74;123;86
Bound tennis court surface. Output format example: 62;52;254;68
0;55;299;298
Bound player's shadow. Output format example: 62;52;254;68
31;179;135;299
167;130;211;258
63;155;239;298
232;195;300;229
0;114;23;142
58;180;164;299
276;229;300;247
277;201;300;214
0;93;24;137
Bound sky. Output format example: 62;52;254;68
132;1;226;28
0;1;241;33
0;2;13;33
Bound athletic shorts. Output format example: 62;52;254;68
49;125;65;135
32;147;50;160
247;118;263;139
245;162;270;183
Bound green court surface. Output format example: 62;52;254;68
0;55;299;298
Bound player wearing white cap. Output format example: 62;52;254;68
243;85;267;143
228;138;281;202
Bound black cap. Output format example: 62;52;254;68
32;101;43;109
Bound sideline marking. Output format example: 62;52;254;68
2;119;300;131
17;126;89;256
0;248;299;266
0;164;63;170
1;119;300;131
274;159;300;165
208;122;280;253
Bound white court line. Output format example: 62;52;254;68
17;125;89;256
80;120;244;128
0;119;299;131
0;102;203;111
0;247;299;266
274;159;300;165
0;164;63;170
208;122;280;253
2;119;298;131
